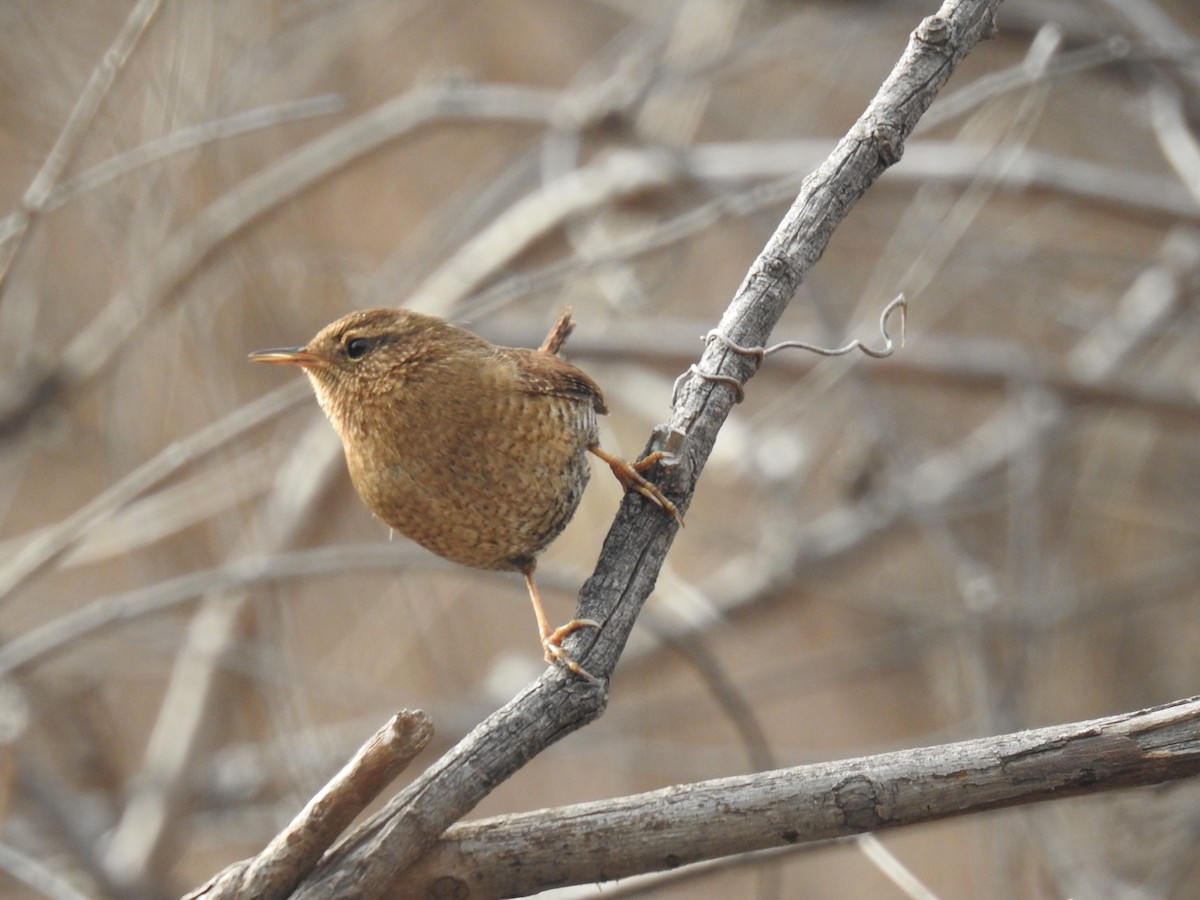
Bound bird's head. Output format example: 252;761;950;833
250;307;460;426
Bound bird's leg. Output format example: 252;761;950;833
523;566;601;683
589;445;683;526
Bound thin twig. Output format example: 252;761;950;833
41;95;346;211
0;0;163;293
186;711;434;900
0;381;308;605
0;544;439;678
407;148;681;314
0;839;93;900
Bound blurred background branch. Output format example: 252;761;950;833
2;0;1200;898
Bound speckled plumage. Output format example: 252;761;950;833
299;308;603;571
250;307;679;679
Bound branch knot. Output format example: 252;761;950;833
832;774;886;832
915;15;951;45
872;121;904;166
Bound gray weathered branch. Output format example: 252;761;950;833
392;696;1200;898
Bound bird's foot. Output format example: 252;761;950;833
590;446;684;526
542;618;602;684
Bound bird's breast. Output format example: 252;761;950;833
340;391;597;572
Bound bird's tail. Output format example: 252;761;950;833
539;306;575;357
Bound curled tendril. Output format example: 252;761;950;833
672;294;907;406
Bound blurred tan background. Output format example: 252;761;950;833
2;0;1200;897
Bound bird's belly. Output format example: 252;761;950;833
347;411;595;571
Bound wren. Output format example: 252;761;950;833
250;308;680;680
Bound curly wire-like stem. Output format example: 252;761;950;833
734;293;907;360
673;294;907;403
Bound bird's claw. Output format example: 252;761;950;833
625;457;683;526
591;447;684;526
542;618;602;684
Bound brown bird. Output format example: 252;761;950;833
250;307;680;680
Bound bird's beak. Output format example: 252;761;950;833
248;346;324;368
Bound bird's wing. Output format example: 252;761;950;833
501;347;608;415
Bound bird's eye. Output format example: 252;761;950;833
345;336;373;360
